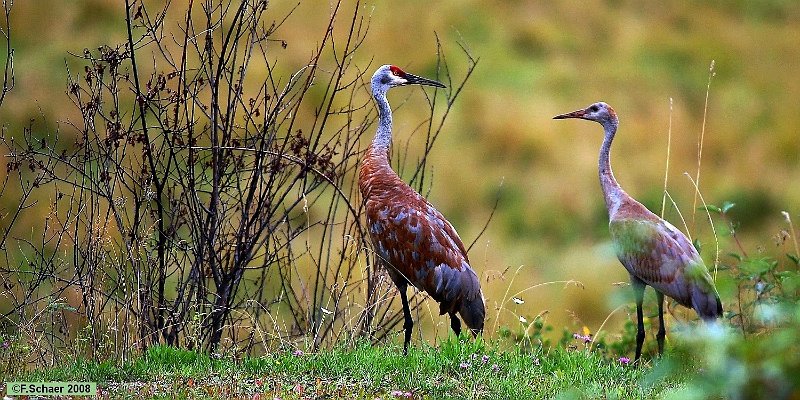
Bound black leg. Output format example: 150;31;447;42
398;283;413;355
632;278;646;363
449;312;462;337
656;291;666;357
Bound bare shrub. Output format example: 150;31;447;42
1;0;477;364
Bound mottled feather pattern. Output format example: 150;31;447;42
610;200;721;319
360;147;483;317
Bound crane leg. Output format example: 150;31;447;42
632;277;646;363
398;283;413;356
656;291;666;357
449;312;462;337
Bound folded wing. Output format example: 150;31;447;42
610;217;721;319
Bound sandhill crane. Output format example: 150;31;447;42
359;65;485;354
554;102;722;362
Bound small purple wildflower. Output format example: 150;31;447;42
618;357;630;365
292;349;304;357
1;341;9;350
481;354;490;364
573;333;592;344
390;390;412;398
459;361;472;370
491;363;500;373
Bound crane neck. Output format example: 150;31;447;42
371;90;393;156
360;88;403;198
598;118;625;215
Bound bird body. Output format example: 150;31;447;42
360;149;484;324
554;102;722;361
359;65;485;354
609;211;721;319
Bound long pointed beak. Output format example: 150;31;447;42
404;73;446;88
553;109;587;120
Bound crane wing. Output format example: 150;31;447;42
366;196;482;315
609;217;719;310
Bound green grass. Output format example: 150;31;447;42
12;338;684;399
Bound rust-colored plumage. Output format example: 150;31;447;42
360;65;485;354
555;102;722;362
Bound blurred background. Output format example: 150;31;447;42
2;0;799;346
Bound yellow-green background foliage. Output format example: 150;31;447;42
2;0;798;343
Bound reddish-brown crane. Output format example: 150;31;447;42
554;102;722;362
359;65;485;354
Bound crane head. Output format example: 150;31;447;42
371;64;445;95
553;102;617;125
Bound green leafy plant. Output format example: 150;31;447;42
651;206;800;398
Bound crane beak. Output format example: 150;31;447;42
403;73;446;88
553;109;587;120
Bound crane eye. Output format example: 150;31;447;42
589;105;599;112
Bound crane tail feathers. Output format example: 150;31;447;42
459;292;486;334
693;287;724;321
